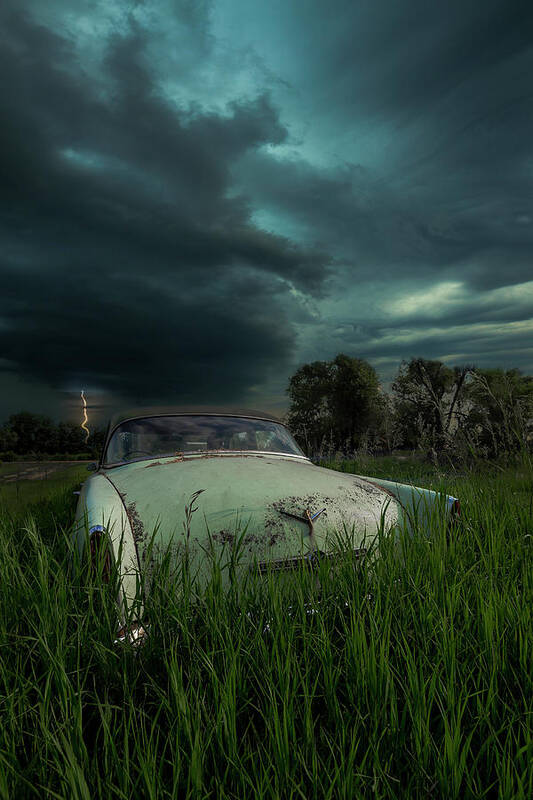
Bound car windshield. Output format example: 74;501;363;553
104;415;305;465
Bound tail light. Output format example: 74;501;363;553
88;524;112;582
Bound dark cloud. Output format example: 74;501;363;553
316;0;533;117
233;154;471;276
1;0;532;419
359;326;533;365
0;267;294;401
231;0;533;290
0;4;330;407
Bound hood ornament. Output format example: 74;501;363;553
278;506;326;548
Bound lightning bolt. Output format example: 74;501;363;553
81;390;90;443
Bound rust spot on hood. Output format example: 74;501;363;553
211;525;286;552
264;515;286;547
271;495;332;517
212;529;235;546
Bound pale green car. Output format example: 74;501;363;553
74;407;460;642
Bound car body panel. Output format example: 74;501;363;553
74;473;142;615
73;409;459;627
355;475;457;534
100;453;400;569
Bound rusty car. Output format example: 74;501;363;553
74;407;460;643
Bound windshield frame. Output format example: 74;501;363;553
101;413;308;468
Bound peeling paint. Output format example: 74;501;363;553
212;529;235;546
105;455;400;579
126;501;146;549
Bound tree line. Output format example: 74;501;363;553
287;354;533;462
1;355;532;462
0;412;105;460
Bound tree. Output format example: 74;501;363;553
376;392;405;455
0;423;18;453
0;412;97;455
56;421;87;454
6;412;56;455
328;354;382;451
88;427;107;459
392;358;473;454
287;354;383;456
286;360;332;454
463;368;533;457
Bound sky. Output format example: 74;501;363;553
1;0;532;424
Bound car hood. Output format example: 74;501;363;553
104;453;399;570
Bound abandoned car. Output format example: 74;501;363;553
74;407;460;642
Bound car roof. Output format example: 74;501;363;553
107;405;284;432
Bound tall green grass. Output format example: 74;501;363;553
0;459;531;798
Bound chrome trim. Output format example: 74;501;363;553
255;548;367;575
103;450;311;469
88;524;106;535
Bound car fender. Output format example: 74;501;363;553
355;475;459;536
74;473;142;620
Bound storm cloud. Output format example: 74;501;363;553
1;0;532;420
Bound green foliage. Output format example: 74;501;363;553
0;425;17;452
0;460;531;797
391;359;533;460
392;358;472;453
4;411;58;453
287;353;383;455
463;368;533;458
0;412;106;458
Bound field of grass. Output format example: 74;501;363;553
0;456;531;798
0;463;89;513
